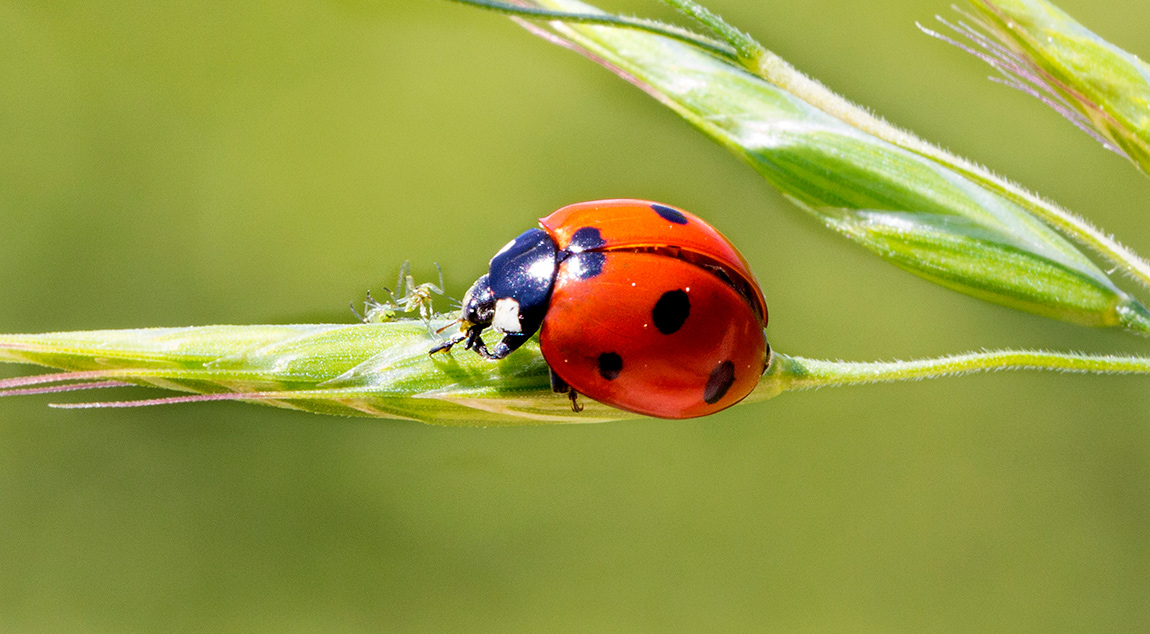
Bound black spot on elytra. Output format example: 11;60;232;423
598;352;623;380
703;360;736;404
568;226;606;252
651;204;688;225
652;289;690;334
566;251;605;280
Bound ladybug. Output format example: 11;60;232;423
431;199;770;419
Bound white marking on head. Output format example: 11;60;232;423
492;298;522;333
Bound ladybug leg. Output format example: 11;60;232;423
472;332;530;360
549;370;583;413
463;325;489;354
568;391;583;413
549;369;569;393
430;320;486;356
428;330;467;356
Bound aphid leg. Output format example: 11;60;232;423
349;300;366;323
396;260;411;297
364;289;380;311
432;262;446;295
422;264;447;318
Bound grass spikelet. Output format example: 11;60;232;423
0;322;641;425
453;0;1150;333
942;0;1150;177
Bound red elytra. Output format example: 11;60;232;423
537;200;769;418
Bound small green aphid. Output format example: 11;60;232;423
354;261;449;324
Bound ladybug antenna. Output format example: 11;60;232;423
434;318;461;335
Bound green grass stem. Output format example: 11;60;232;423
3;322;1150;424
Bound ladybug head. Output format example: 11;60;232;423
458;273;496;331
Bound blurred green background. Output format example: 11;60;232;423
2;0;1148;631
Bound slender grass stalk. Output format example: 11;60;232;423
3;322;1150;424
452;0;1150;330
765;349;1150;393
